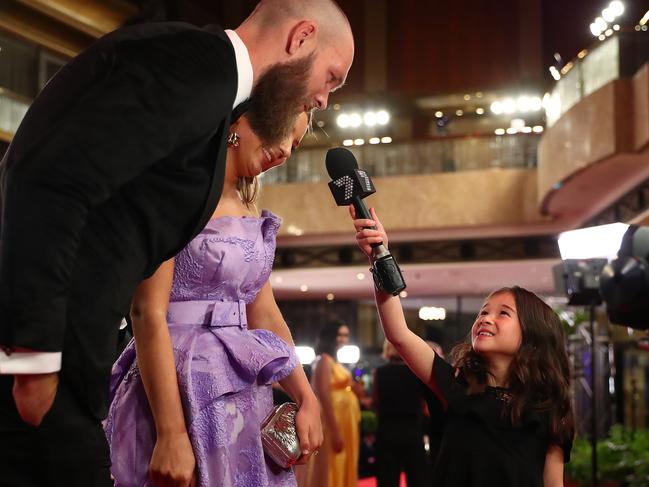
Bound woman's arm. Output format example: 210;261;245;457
131;259;195;487
246;281;323;461
543;444;565;487
351;206;437;389
312;354;344;453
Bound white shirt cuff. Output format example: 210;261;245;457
0;351;62;374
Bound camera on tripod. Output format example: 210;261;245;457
553;223;649;330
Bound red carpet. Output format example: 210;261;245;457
358;473;407;487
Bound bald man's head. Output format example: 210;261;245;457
239;0;354;111
250;0;352;46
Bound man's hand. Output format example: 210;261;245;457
12;372;59;427
149;431;197;487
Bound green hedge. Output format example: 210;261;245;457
565;425;649;486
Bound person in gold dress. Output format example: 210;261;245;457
299;321;360;487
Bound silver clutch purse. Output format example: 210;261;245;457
261;402;301;469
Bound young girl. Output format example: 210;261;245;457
350;207;574;487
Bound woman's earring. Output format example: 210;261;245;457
227;132;240;148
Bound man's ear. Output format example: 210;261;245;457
286;20;318;55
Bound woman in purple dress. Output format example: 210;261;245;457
105;111;321;487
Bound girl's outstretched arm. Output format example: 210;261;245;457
350;206;437;389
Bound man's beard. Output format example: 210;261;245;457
246;52;314;146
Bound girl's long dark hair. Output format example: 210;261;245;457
450;286;575;446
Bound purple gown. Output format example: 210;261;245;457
105;211;297;487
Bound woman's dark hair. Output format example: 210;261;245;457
315;321;344;357
450;286;575;446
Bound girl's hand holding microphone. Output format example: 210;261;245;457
348;206;388;260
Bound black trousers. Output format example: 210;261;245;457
0;375;113;487
375;420;428;487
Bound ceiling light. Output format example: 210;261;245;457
505;127;518;134
602;7;615;23
399;291;408;298
502;98;516;114
348;113;362;128
326;293;335;301
354;138;365;146
369;137;380;145
455;109;464;116
300;284;308;292
594;16;608;32
363;111;377;126
490;101;503;115
343;139;353;146
476;107;485;115
435;111;443;118
494;128;505;135
336;114;350;128
532;125;544;133
549;66;561;81
376;110;390;125
356;272;366;280
381;136;392;144
609;1;624;17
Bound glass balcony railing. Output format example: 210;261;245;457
545;32;649;127
0;88;30;137
261;134;540;185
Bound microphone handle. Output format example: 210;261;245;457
352;196;382;249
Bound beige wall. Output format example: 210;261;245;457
259;168;542;238
634;64;649;152
537;79;634;206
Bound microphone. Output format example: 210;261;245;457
325;147;406;296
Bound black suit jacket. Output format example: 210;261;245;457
0;22;238;419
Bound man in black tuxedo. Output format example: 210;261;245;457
0;1;354;485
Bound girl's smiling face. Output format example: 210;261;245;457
471;291;523;357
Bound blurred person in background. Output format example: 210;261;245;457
300;321;361;487
373;340;428;487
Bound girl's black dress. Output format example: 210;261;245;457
426;355;572;486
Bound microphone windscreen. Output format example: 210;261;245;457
325;147;358;179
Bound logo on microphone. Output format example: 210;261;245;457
328;169;376;206
333;175;355;201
